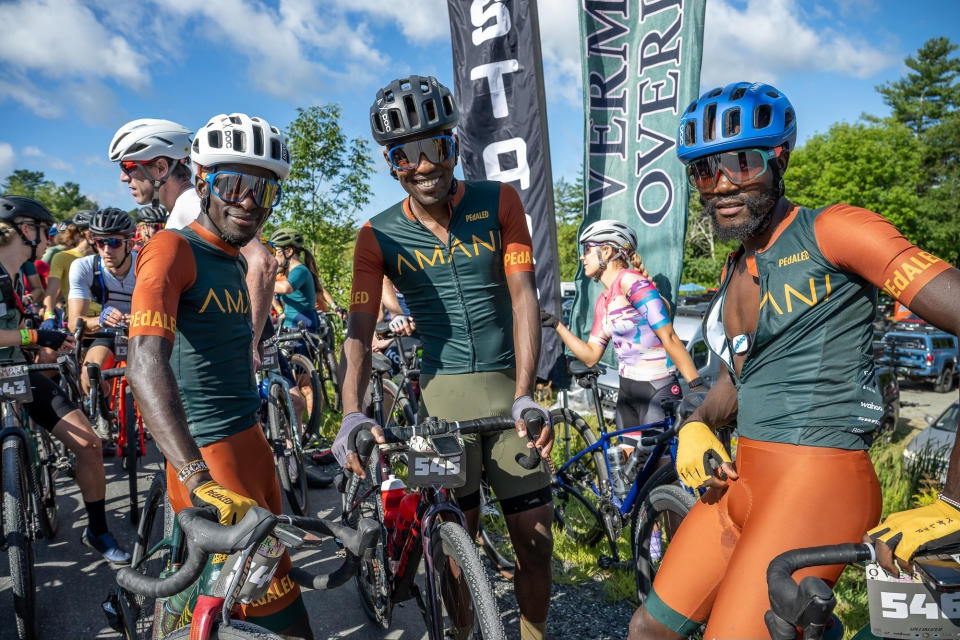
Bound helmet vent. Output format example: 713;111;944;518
128;143;147;154
766;90;780;99
722;108;741;137
229;115;242;125
730;87;747;101
784;108;795;131
384;89;395;103
403;95;419;127
399;78;411;91
389;108;402;130
754;104;772;129
253;126;264;156
703;103;717;142
707;87;723;98
683;120;697;146
442;95;455;117
270;138;282;161
233;131;246;152
424;98;438;123
685;100;698;114
207;130;222;149
420;78;430;93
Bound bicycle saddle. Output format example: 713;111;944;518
371;352;393;374
568;359;604;378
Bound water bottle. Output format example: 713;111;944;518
381;474;405;533
607;444;628;499
390;492;421;574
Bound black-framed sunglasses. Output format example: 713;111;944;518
386;134;456;171
686;147;778;191
94;237;126;249
20;221;51;237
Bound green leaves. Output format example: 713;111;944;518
1;169;97;221
269;104;374;306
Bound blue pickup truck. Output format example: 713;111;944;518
879;321;959;393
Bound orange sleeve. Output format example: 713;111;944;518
498;183;535;275
349;223;384;315
815;204;952;306
129;231;197;341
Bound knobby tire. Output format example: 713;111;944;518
631;483;696;604
288;354;322;446
268;382;309;516
34;427;59;539
3;436;38;640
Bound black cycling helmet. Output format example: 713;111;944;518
370;75;459;145
90;207;136;237
137;204;169;224
0;195;55;224
72;209;95;229
270;227;304;249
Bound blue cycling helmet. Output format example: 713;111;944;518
676;82;797;163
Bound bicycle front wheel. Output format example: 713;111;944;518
477;480;515;580
321;346;341;412
429;521;505;640
163;619;282;639
347;446;392;629
631;483;696;604
268;382;309;516
123;389;140;523
34;427;59;539
288;354;322;446
123;472;171;639
549;408;605;546
3;435;38;640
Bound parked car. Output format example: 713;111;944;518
902;401;959;481
879;321;959;393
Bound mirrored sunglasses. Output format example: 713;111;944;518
205;171;282;208
120;159;154;177
387;134;456;171
94;237;125;249
686;148;777;190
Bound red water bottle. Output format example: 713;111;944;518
394;493;421;553
381;474;405;533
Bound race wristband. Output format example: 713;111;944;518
43;312;55;319
688;376;705;389
20;329;36;345
177;459;209;484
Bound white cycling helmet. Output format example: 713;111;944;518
108;118;193;162
579;219;637;252
191;113;291;181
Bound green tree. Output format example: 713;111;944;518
680;192;736;287
2;169;97;220
786;119;924;233
553;175;584;281
272;105;375;304
877;37;960;135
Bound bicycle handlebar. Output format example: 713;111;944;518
765;543;874;640
117;507;379;598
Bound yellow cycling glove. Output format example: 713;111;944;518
868;497;960;565
190;480;258;526
675;421;732;489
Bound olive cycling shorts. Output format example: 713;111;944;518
419;368;552;506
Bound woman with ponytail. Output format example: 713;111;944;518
270;227;343;329
540;220;705;454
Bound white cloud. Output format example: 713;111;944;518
0;143;15;179
536;2;583;105
0;0;147;87
328;0;449;42
19;145;73;172
701;0;897;87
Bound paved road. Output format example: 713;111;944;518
1;383;955;639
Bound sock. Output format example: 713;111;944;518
520;618;547;640
84;499;108;536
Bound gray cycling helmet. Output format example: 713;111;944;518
370;75;459;145
137;204;169;224
90;207;136;237
579;220;638;253
0;195;55;224
270;227;304;249
71;209;95;229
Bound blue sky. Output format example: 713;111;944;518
1;0;959;223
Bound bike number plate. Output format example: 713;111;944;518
865;562;960;637
114;334;128;359
407;451;467;489
0;365;32;403
261;344;280;372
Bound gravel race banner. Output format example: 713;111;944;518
447;0;563;380
569;0;707;356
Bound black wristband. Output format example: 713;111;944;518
688;376;706;390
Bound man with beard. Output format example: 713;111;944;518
628;82;960;638
335;75;554;640
126;114;313;639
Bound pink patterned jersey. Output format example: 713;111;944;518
588;269;673;382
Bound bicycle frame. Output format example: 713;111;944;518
555;418;676;516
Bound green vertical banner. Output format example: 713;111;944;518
570;0;706;361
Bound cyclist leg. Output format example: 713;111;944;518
26;371;128;560
702;439;881;637
165;424;313;638
80;336;116;394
